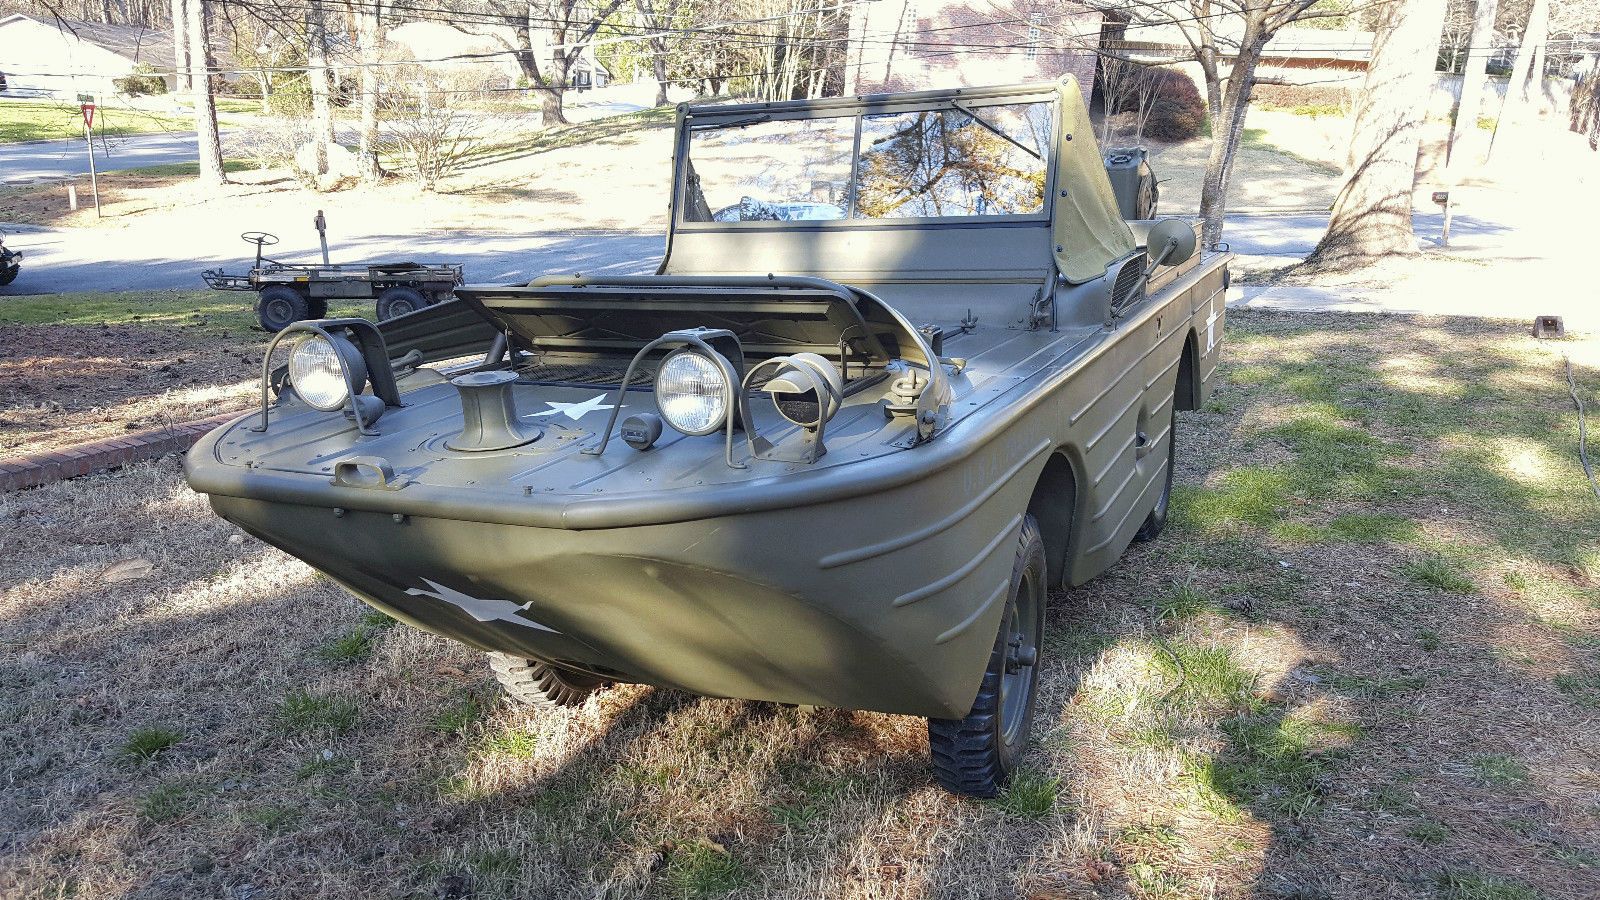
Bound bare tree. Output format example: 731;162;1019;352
1086;0;1337;248
1505;0;1551;109
1130;64;1163;144
1099;54;1134;146
1303;0;1451;269
306;0;334;176
170;0;191;92
378;68;500;191
635;0;684;106
356;0;383;182
1447;0;1500;169
465;0;628;127
187;0;226;185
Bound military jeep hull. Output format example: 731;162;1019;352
186;78;1228;794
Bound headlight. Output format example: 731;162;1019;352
655;349;729;435
288;334;366;411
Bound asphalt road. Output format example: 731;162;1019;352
0;131;232;182
0;226;666;295
0;210;1513;297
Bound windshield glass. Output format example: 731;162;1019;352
685;116;855;223
683;100;1053;223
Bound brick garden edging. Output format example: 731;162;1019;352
0;411;244;493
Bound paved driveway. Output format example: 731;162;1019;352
0;209;1534;316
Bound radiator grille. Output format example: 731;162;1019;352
519;361;654;387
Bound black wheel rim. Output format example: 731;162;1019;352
263;298;293;327
1153;414;1176;519
386;299;416;318
998;561;1042;746
1151;455;1173;520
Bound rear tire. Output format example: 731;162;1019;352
928;514;1046;797
1134;406;1177;542
487;652;607;709
256;286;308;332
376;286;426;321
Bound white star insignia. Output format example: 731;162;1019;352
532;394;616;421
405;578;560;633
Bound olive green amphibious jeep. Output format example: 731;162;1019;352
186;78;1230;797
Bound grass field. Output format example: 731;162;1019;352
1;310;1597;898
0;290;367;457
0;101;197;144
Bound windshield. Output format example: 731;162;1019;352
683;100;1053;224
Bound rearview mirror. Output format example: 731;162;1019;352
1146;219;1197;269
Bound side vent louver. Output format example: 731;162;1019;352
1110;255;1145;314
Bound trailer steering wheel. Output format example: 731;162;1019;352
241;231;280;268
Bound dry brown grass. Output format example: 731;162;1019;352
2;310;1597;899
0;292;370;458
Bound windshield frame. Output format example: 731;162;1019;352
672;85;1060;232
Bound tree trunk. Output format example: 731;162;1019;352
307;0;332;176
1503;0;1549;114
651;35;670;105
637;0;673;106
186;0;225;186
1447;0;1499;169
169;0;190;92
358;0;382;182
1197;43;1222;121
1199;25;1266;249
537;84;567;125
1303;0;1449;270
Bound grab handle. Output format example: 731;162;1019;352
331;456;406;490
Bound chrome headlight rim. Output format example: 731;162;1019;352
287;333;367;412
653;347;733;437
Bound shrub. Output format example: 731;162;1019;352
1141;69;1206;142
1252;82;1353;111
266;74;312;117
114;65;167;96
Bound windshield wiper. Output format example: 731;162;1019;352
950;102;1042;162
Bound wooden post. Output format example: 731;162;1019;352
67;183;79;210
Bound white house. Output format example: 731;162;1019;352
384;21;611;94
0;14;175;99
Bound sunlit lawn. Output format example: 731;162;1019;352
0;100;196;143
0;309;1596;899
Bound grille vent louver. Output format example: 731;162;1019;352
1110;256;1145;314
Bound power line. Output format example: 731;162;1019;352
12;0;1588;84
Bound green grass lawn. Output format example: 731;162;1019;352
115;159;257;178
0;289;366;335
0;100;197;143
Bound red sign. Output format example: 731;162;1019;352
81;103;95;130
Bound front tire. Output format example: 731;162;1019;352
375;286;425;321
255;286;308;332
928;514;1046;797
487;652;607;709
1134;407;1177;542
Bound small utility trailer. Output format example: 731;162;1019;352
202;231;464;331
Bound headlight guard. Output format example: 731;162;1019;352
583;327;743;461
253;318;404;436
